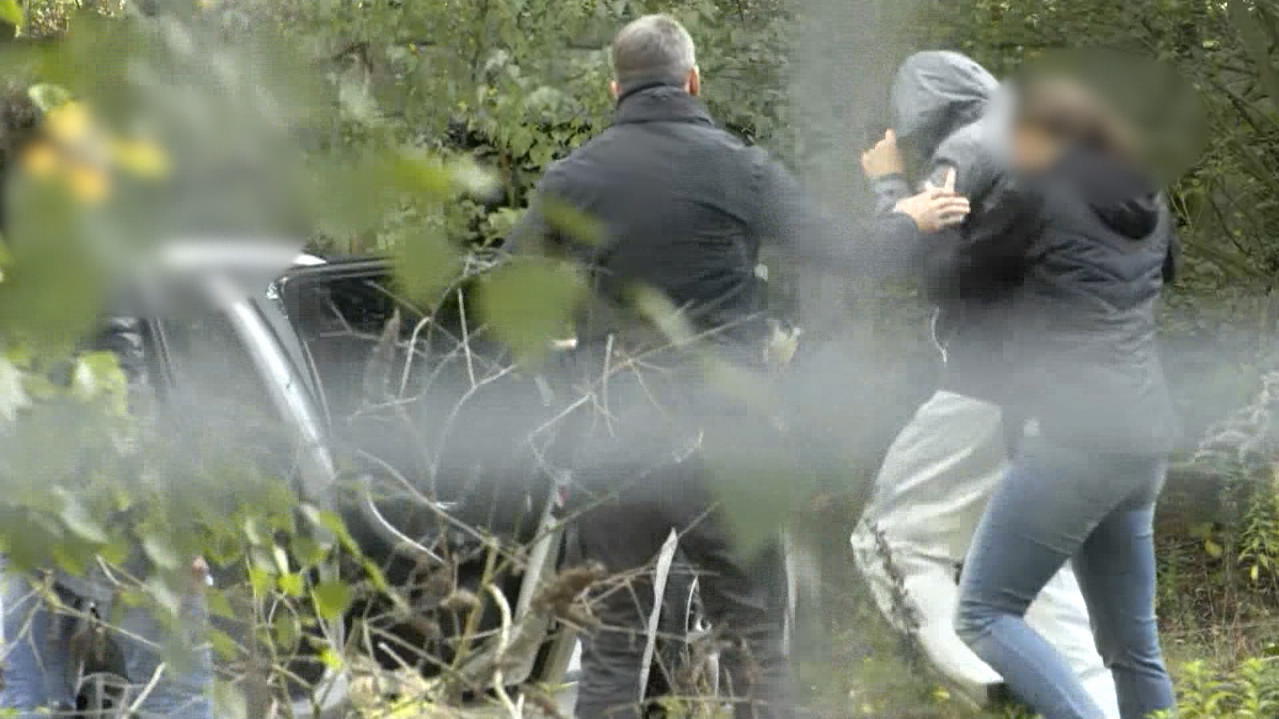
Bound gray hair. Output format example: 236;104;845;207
611;14;697;88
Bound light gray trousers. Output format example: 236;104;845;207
850;391;1120;718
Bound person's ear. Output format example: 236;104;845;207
609;80;621;101
686;67;701;96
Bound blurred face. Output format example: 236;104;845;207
1010;122;1061;173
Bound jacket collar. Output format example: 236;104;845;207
614;82;715;127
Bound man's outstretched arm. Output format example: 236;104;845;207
754;149;967;278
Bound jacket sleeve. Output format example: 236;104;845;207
752;150;923;277
870;173;914;215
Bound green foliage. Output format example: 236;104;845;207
476;257;584;365
9;0;1279;716
225;0;790;257
1160;658;1279;719
0;0;23;27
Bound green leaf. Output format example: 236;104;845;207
290;535;328;568
212;681;248;719
0;0;22;28
142;534;181;570
0;357;30;422
248;565;274;596
51;540;89;576
311;580;353;620
476;258;585;365
388;150;454;196
391;226;459;306
1205;538;1224;559
273;611;301;651
702;431;811;555
319;647;343;670
206;588;235;620
71;352;126;411
301;505;358;551
541;198;606;247
27;84;71;113
55;490;108;544
146;577;182;617
450;157;499;197
208;629;240;662
278;572;306;598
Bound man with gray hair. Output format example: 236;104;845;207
609;14;699;94
512;14;967;719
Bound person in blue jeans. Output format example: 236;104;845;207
954;71;1181;719
0;81;212;719
0;317;214;719
1;569;214;719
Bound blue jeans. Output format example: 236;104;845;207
1;575;214;719
955;436;1175;719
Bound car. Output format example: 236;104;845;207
72;241;728;719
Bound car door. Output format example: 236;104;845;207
272;260;573;691
136;271;350;718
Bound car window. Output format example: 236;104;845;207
286;270;550;538
158;301;297;478
288;273;410;424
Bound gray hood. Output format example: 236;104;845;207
891;51;999;161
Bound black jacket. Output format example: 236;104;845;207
872;52;1036;402
511;83;916;357
1012;148;1179;454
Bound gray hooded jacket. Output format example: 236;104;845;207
872;51;1038;403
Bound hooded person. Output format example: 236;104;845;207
849;51;1121;717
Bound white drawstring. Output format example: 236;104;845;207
929;306;949;365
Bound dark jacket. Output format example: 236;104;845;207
511;83;916;358
1013;148;1179;455
872;52;1037;402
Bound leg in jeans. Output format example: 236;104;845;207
955;441;1172;719
0;577;77;717
1074;507;1175;719
1025;569;1121;716
115;594;214;719
852;392;1118;716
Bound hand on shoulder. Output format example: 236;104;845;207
894;167;970;233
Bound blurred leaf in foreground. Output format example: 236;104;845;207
0;356;30;422
313;579;353;620
477;257;584;365
542;196;606;247
391;224;459;306
0;0;21;28
26;83;71;112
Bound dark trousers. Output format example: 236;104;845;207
572;451;791;719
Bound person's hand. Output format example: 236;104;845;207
861;129;906;179
192;556;212;590
893;167;970;233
